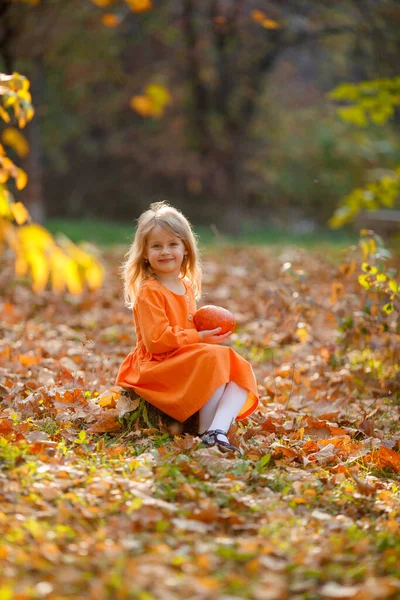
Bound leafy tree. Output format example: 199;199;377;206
3;0;400;233
329;77;400;227
0;73;104;294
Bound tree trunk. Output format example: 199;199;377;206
0;1;13;73
21;58;46;223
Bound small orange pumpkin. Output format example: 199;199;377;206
193;305;236;334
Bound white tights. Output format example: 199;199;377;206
198;382;248;443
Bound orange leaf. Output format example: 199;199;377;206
87;411;122;434
18;353;41;366
97;390;118;408
125;0;152;13
273;445;298;459
102;13;120;27
0;418;14;433
339;260;356;278
303;440;320;454
130;95;156;117
373;446;400;473
330;281;344;304
251;10;266;22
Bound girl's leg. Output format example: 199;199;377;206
207;382;248;444
198;384;226;434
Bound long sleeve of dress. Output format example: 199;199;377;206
135;286;200;354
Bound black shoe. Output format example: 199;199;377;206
201;429;239;453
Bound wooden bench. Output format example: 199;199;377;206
356;210;400;238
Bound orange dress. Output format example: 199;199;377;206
116;278;258;422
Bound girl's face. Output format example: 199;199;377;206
144;226;187;279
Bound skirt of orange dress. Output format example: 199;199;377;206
116;342;258;423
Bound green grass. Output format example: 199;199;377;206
45;217;358;248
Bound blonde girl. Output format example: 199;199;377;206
116;202;258;452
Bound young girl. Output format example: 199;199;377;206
116;202;258;452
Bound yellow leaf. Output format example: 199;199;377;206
28;251;49;292
0;156;15;171
64;260;83;295
145;84;171;109
376;273;387;282
361;262;370;272
84;261;104;290
16;168;28;190
369;238;376;255
19;223;54;251
383;302;394;314
125;0;152;12
360;240;370;259
97;391;118;407
49;248;69;293
10;201;30;225
15;255;29;277
389;279;398;293
261;18;279;29
0;171;9;184
1;127;29;158
0;185;12;218
4;95;16;108
358;274;370;289
296;327;308;343
0;106;10;123
338;106;367;127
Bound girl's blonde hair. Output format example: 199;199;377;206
122;202;203;307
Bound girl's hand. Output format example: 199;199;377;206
198;327;232;344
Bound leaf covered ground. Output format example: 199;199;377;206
0;244;399;600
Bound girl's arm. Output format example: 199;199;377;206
136;287;200;354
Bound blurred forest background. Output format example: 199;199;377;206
1;0;400;234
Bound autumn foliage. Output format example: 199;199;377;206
0;73;104;295
1;241;399;598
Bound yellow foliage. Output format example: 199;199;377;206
0;185;12;218
251;10;279;29
10;201;30;225
130;84;171;118
0;106;11;123
0;145;28;190
28;249;49;292
0;70;103;296
251;10;266;22
1;128;30;158
0;73;34;129
16;168;28;190
389;280;398;293
296;326;308;343
125;0;152;12
0;203;104;294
